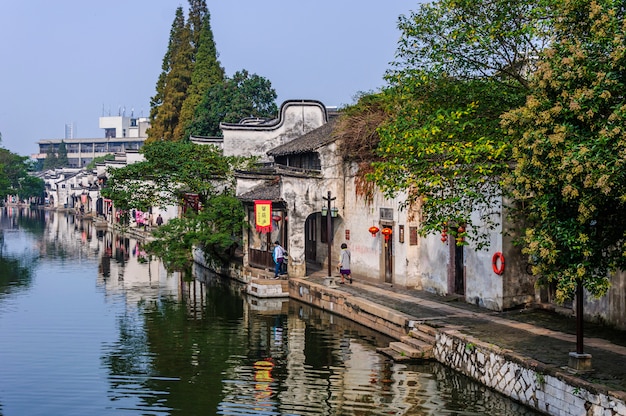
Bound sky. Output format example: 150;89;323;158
0;1;420;157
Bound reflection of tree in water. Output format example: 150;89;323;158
0;209;39;297
0;255;32;297
101;280;250;414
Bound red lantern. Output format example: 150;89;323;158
381;227;392;241
368;226;380;236
272;214;282;222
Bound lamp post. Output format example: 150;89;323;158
322;191;336;277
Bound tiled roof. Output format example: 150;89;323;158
267;115;339;157
238;181;281;203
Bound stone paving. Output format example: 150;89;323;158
304;272;626;393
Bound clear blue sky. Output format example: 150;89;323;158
0;1;419;157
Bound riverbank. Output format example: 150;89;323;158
109;221;626;415
287;272;626;416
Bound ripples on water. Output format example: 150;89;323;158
0;209;541;415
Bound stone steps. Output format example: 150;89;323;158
377;324;437;361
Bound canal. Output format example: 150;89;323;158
0;208;542;415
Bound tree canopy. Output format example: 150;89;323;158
148;1;276;142
175;6;225;139
502;0;626;301
148;6;192;142
0;148;44;203
101;140;255;270
186;70;278;137
339;0;549;247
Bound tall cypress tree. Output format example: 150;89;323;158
186;0;208;51
148;7;189;142
176;9;225;139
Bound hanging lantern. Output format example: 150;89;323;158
381;227;392;241
272;214;282;222
368;226;380;236
457;223;466;243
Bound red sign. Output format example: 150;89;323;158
254;200;272;233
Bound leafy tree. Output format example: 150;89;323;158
368;76;523;248
186;70;278;137
175;8;225;139
101;140;255;270
57;141;68;167
343;0;550;247
0;148;44;203
186;0;209;51
391;0;552;86
85;154;115;170
148;7;192;142
42;147;59;170
502;0;626;303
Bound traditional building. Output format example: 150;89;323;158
220;99;535;311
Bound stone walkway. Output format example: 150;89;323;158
303;271;626;393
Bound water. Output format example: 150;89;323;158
0;208;542;415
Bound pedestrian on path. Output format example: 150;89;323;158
338;243;352;284
156;214;163;226
272;241;285;279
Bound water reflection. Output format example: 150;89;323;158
0;208;540;415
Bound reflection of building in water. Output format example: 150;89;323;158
37;211;180;305
95;230;180;304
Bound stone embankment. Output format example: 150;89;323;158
289;276;626;416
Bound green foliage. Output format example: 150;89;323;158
0;148;44;202
57;141;68;167
176;6;225;139
186;70;278;137
85;154;115;170
502;0;626;301
102;140;255;271
367;73;525;248
146;193;247;270
42;147;58;170
148;6;192;142
390;0;552;86
346;0;551;249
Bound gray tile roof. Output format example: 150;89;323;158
267;116;339;157
238;181;281;203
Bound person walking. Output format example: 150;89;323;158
272;241;285;279
156;214;163;226
337;243;352;284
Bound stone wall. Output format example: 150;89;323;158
434;330;626;415
289;278;626;416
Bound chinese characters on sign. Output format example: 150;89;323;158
254;200;272;233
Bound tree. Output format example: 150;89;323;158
391;0;552;87
341;0;550;247
186;70;278;137
367;76;523;248
148;7;192;142
42;143;61;170
175;8;225;139
0;148;44;203
85;154;115;170
502;0;626;304
101;140;255;270
57;141;68;167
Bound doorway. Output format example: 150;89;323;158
382;225;393;283
449;242;465;295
